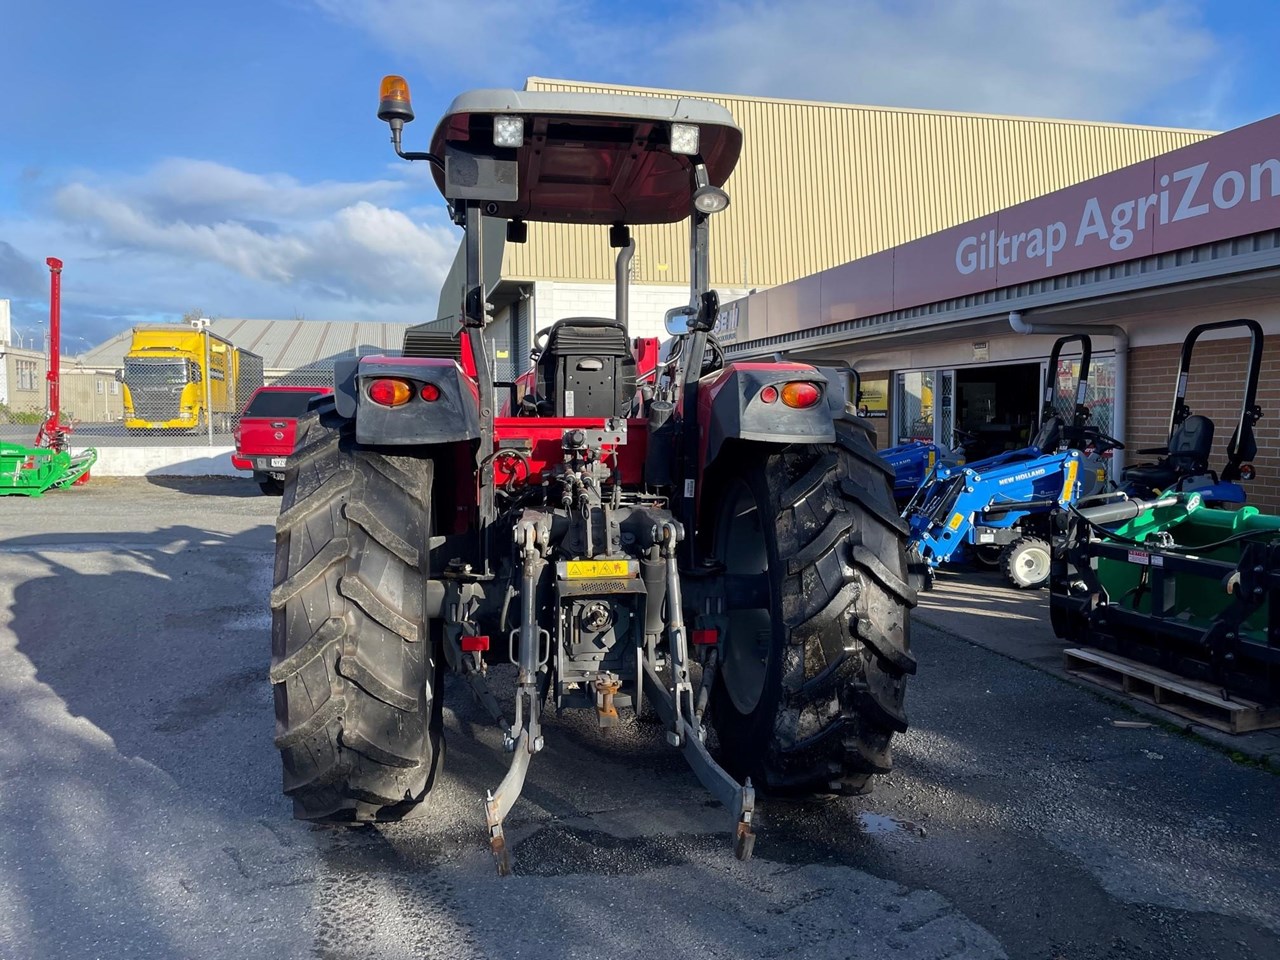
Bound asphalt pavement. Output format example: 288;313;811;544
0;478;1277;960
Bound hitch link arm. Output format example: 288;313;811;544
640;521;756;860
484;520;547;876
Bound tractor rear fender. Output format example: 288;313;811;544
697;362;837;473
335;355;481;445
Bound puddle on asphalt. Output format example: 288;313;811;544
858;811;923;838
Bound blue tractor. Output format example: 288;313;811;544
881;431;975;505
904;335;1121;589
1120;318;1263;508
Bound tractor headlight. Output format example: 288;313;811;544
493;115;524;148
693;184;730;214
670;122;700;155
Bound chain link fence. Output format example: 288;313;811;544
1048;355;1117;438
1;347;339;449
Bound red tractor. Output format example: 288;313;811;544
270;79;916;873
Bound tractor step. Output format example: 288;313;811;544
1064;647;1280;735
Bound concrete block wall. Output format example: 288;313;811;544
88;446;241;477
1127;337;1280;512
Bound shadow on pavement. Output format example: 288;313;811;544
142;475;265;497
2;523;315;958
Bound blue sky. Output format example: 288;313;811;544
2;0;1279;348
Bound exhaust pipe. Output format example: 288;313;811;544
616;240;635;329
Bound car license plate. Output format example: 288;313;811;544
270;457;288;468
564;559;632;579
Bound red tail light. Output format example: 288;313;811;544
759;385;779;404
368;378;412;407
420;382;441;402
781;381;822;408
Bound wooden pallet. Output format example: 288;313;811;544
1063;647;1280;735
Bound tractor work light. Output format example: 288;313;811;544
493;115;524;148
377;75;414;124
781;381;822;409
420;382;441;402
367;377;413;407
693;184;730;214
670;122;700;155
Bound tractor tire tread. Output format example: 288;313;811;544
270;408;439;823
713;418;914;797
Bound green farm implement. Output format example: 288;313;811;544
0;442;97;497
0;257;97;497
1051;493;1279;707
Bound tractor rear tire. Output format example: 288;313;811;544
270;400;442;822
710;417;917;797
1000;536;1051;589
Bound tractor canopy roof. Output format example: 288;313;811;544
428;88;742;226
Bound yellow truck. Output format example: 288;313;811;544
118;325;264;434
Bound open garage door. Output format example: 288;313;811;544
894;350;1115;462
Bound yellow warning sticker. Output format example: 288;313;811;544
947;512;965;531
1060;459;1080;500
564;559;632;579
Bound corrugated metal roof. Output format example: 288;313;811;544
504;77;1213;289
71;319;410;372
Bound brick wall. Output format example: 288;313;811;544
1127;338;1280;512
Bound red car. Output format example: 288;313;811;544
232;385;334;494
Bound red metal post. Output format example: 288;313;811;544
36;257;66;449
46;258;62;423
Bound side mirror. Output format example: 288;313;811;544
114;369;123;383
664;305;696;336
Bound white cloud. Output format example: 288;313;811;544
126;158;406;219
1;158;459;343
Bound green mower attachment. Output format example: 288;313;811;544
0;441;98;497
1051;493;1280;704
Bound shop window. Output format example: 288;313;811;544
1051;354;1116;437
895;371;935;443
16;360;38;392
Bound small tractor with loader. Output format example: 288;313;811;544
269;80;916;872
902;335;1120;589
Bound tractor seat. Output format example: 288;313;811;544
1029;416;1064;454
1122;414;1215;489
531;317;637;418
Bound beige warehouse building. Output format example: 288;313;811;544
466;77;1210;379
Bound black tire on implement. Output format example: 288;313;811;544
270;400;442;822
710;416;917;797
